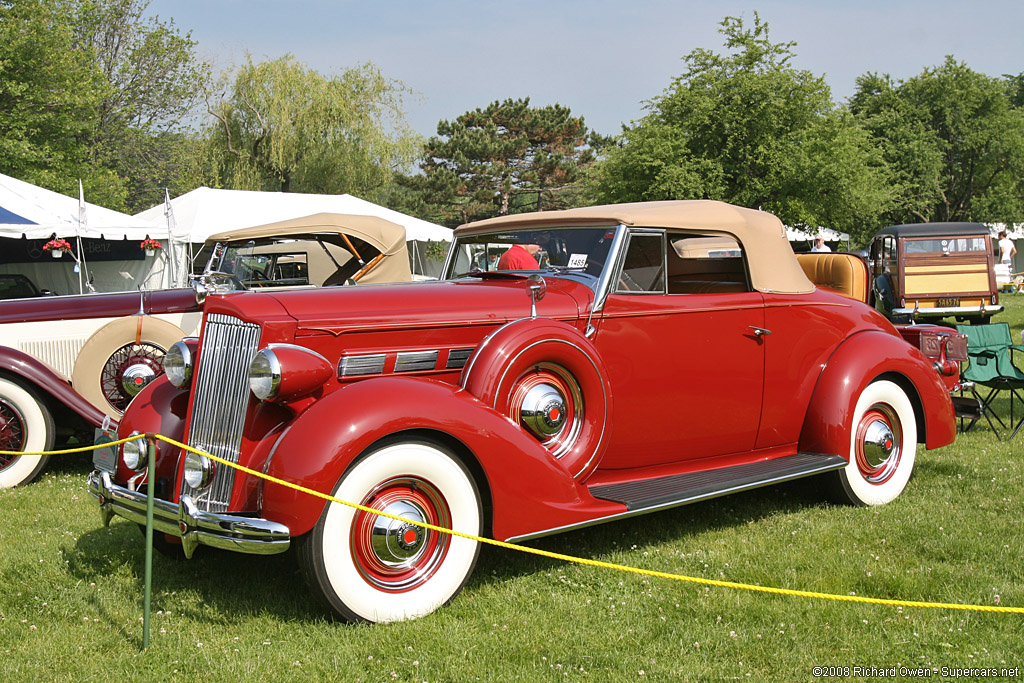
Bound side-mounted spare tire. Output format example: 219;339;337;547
461;318;612;481
71;315;186;419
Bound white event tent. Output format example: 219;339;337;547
0;173;171;294
136;187;453;284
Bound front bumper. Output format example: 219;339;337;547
88;470;291;558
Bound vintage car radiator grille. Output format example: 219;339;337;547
180;313;261;513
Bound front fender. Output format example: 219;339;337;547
115;375;190;486
0;345;109;428
798;330;956;458
260;376;622;541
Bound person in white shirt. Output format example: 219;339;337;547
998;230;1016;267
811;236;831;253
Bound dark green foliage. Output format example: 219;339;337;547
411;97;596;227
0;0;104;195
851;58;1024;227
587;14;891;244
0;0;208;211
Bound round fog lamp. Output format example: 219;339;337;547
163;341;193;388
183;451;214;490
249;349;281;401
122;432;147;471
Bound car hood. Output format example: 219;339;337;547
204;277;591;336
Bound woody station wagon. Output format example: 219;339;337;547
868;222;1001;323
90;200;957;623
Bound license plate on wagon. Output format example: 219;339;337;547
937;297;960;307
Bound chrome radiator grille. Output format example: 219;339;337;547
181;313;261;512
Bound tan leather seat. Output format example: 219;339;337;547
796;253;869;303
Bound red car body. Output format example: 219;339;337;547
90;200;956;623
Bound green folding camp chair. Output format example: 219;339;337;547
957;322;1024;441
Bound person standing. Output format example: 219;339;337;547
998;230;1017;268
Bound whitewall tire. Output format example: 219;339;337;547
299;441;482;623
0;377;55;488
832;380;917;506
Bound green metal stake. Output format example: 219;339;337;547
143;435;156;650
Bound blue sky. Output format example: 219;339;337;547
146;0;1024;138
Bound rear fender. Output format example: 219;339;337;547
0;346;109;428
798;330;956;458
260;376;614;540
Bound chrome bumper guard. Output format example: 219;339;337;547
88;470;290;558
893;305;1003;317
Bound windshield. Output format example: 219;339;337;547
202;234;374;290
446;226;617;280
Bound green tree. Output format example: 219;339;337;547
411;97;596;226
588;14;890;243
850;58;1024;224
205;55;419;200
0;0;104;194
74;0;210;211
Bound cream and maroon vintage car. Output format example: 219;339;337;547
1;213;412;488
90;200;957;623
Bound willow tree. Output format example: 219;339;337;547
205;55;419;199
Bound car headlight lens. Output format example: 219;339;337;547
183;451;214;490
249;348;282;401
122;432;147;471
163;340;193;388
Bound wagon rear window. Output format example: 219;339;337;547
904;237;988;254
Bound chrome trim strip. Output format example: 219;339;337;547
503;456;847;543
590;224;629;314
339;353;387;377
89;470;290;555
395;350;440;373
445;348;474;370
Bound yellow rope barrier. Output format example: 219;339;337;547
6;434;1023;615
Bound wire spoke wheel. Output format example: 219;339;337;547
99;342;167;413
0;398;27;469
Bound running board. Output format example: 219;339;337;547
588;452;847;512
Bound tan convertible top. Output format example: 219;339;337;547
205;213;411;285
457;200;814;294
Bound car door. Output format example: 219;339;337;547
591;230;766;469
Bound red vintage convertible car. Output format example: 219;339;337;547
90;201;956;623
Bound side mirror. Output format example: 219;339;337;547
526;274;546;317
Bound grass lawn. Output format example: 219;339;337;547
2;298;1023;681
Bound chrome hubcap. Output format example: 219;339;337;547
121;363;158;397
520;383;567;438
370;500;427;566
856;405;901;484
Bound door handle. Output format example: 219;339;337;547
749;326;772;337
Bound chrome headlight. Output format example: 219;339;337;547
183;451;214;490
163;340;193;388
249;348;282;401
122;432;147;471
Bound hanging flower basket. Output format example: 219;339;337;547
140;238;162;256
42;238;72;258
